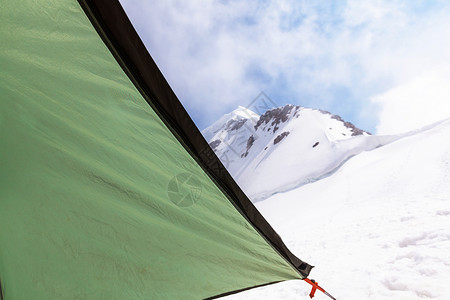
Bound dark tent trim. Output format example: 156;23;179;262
78;0;312;287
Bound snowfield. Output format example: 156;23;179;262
214;114;450;299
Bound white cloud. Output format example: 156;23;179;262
119;0;450;132
364;2;450;134
373;71;450;135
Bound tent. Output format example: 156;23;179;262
0;0;313;298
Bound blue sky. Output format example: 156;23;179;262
120;0;450;134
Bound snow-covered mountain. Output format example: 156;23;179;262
224;117;450;300
203;105;401;201
204;106;450;299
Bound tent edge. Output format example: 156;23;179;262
77;0;312;285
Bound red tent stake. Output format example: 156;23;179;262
303;278;337;300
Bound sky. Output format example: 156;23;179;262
119;0;450;135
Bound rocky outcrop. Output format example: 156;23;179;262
274;131;290;145
254;105;301;133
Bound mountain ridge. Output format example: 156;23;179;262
202;104;388;201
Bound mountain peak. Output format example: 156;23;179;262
202;104;378;200
231;106;259;120
201;106;258;142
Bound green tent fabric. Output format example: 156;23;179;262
0;0;312;299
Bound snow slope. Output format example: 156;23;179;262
224;118;450;299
